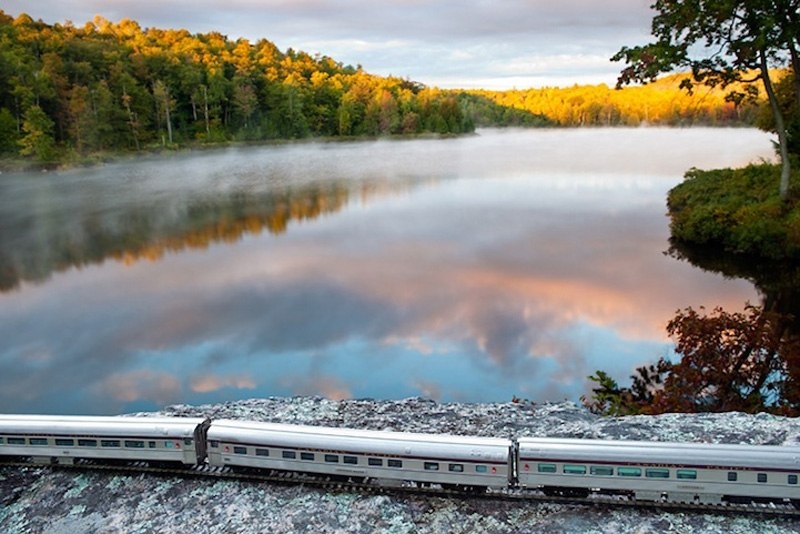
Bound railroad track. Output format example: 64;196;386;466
2;459;799;518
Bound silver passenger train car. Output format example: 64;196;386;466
0;414;209;465
517;437;800;505
207;419;512;489
2;414;800;509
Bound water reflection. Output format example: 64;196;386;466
0;163;426;291
668;239;800;332
0;129;776;414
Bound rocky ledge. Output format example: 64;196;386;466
2;397;800;533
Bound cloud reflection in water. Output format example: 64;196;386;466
0;129;774;413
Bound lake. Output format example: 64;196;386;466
0;128;775;414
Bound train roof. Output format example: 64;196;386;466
0;414;208;438
517;437;800;470
208;420;511;462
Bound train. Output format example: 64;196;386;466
1;414;799;508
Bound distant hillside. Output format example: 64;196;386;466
468;72;771;127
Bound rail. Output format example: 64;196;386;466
1;458;798;518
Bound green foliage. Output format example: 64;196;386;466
582;361;672;416
581;371;627;416
0;11;486;166
667;164;800;259
0;107;16;154
19;104;56;162
457;92;553;127
756;72;800;158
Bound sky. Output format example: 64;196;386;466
2;0;655;89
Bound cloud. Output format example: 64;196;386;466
411;379;442;401
1;0;654;88
93;370;182;404
279;374;352;400
190;373;257;393
0;129;773;411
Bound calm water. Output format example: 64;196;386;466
0;128;775;414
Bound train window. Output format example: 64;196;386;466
563;465;587;475
475;465;488;473
368;458;383;467
789;475;798;485
448;464;464;473
55;439;74;447
301;452;315;461
537;464;557;474
101;440;120;448
728;472;738;482
233;446;247;455
256;449;270;457
0;437;3;444
617;467;642;477
758;473;768;483
184;439;193;446
590;466;613;476
209;440;220;448
164;441;174;449
645;468;670;479
424;462;440;471
7;437;24;445
343;456;358;465
125;440;145;449
149;442;156;449
29;438;48;446
676;469;697;480
325;454;339;463
78;439;97;447
282;451;296;459
388;459;403;468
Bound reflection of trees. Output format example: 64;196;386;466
584;241;800;416
666;239;800;327
0;178;421;292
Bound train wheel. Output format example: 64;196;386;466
542;486;590;499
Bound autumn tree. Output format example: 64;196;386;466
612;0;800;201
583;304;800;415
660;304;796;412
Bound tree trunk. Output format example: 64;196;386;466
121;86;140;151
759;49;791;202
164;93;173;145
203;85;210;135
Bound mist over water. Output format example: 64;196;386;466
0;128;776;414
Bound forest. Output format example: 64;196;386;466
0;11;764;167
469;73;763;127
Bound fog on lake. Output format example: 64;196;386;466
0;128;775;414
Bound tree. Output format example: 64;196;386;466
152;79;174;145
612;0;800;201
582;304;800;415
0;107;16;154
19;104;56;162
660;304;791;413
232;78;258;131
